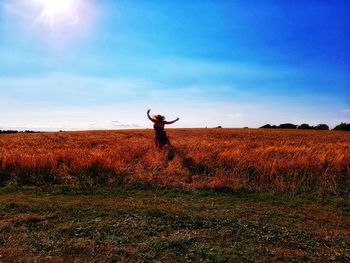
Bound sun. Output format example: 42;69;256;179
39;0;73;17
4;0;97;45
33;0;79;31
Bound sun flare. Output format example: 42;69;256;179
5;0;97;46
38;0;73;16
33;0;79;31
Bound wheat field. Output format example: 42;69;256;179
0;128;349;195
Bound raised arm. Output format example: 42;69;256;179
147;109;155;122
165;117;180;125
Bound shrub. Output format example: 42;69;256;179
333;123;350;131
278;123;297;129
297;124;313;130
315;124;329;130
260;124;277;129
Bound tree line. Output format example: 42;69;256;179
1;123;350;133
260;122;350;131
0;130;37;134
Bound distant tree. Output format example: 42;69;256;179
0;130;19;134
297;123;313;130
260;124;277;129
315;124;329;130
333;123;350;131
278;123;297;129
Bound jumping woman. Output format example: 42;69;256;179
147;109;179;149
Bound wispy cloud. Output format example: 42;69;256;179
0;72;349;130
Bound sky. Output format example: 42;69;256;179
0;0;349;131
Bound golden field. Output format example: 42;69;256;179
0;128;349;195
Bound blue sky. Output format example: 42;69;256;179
0;0;349;130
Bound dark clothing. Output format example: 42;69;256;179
154;125;170;148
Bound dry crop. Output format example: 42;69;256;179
0;128;349;195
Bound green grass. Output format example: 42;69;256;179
0;187;349;262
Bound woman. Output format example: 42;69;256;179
147;109;179;149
